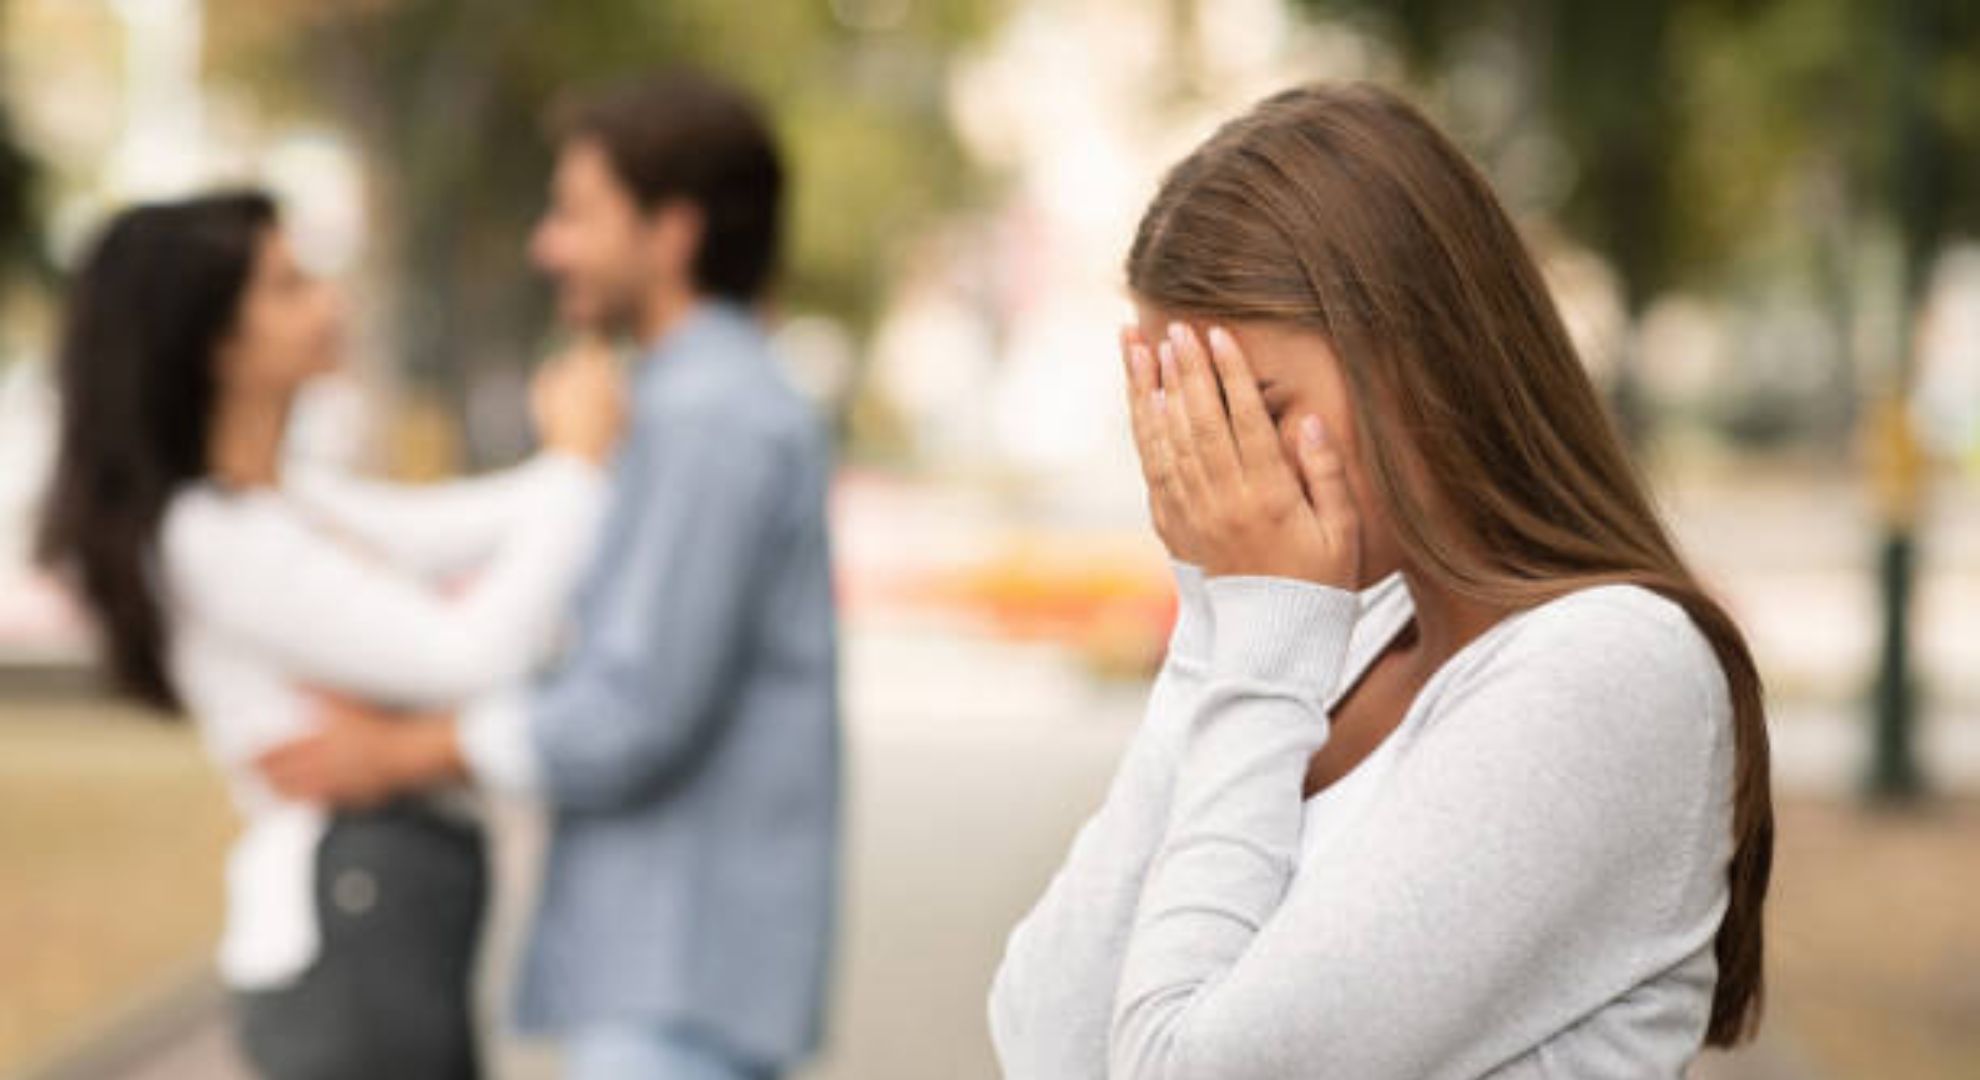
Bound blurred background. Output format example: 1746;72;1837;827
1;0;1977;1077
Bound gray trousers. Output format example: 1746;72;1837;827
233;800;486;1080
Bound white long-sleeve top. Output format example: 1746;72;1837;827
157;452;606;988
989;565;1736;1079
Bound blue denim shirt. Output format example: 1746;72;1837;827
513;301;840;1065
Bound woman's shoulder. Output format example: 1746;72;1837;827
1366;575;1724;702
1423;580;1737;817
1471;580;1734;745
1507;582;1712;663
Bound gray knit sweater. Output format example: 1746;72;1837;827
989;565;1735;1079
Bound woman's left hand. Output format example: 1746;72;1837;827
1129;322;1361;588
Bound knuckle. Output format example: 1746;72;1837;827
1258;488;1294;520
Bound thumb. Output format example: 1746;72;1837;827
1296;415;1358;548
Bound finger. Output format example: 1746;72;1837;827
1140;352;1193;540
261;768;300;798
266;768;318;800
1121;328;1158;476
1205;326;1293;490
1123;325;1155;400
1167;323;1242;487
254;741;308;775
1140;343;1180;473
1139;342;1197;546
1296;415;1357;540
1157;338;1211;503
257;753;317;798
1138;339;1189;513
255;755;294;791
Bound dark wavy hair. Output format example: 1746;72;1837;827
36;190;277;711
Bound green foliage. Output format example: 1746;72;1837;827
1289;0;1980;303
207;0;994;401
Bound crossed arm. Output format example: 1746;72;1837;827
257;415;791;814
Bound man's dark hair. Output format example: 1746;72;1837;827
553;69;785;303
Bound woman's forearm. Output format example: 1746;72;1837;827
989;562;1214;1078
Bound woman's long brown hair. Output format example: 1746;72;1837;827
1127;82;1771;1046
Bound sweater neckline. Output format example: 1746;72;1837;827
1304;575;1547;805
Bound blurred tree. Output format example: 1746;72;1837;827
1627;0;1980;801
1291;0;1980;800
1286;0;1696;444
1286;0;1979;441
206;0;994;462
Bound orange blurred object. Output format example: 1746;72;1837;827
903;538;1176;678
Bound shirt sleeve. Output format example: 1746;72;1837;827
988;562;1214;1079
161;456;607;708
522;416;792;812
283;451;592;579
1107;582;1732;1080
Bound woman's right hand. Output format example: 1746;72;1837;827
1133;321;1359;587
532;336;625;465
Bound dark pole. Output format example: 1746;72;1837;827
1867;407;1923;801
1865;0;1939;802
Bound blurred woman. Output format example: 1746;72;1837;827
990;83;1772;1078
37;190;621;1079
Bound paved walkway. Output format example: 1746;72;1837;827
16;629;1877;1080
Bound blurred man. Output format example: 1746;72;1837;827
260;70;840;1080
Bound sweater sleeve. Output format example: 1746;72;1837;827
161;456;607;708
283;452;590;579
987;562;1215;1080
1108;584;1732;1080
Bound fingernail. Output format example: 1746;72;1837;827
1301;415;1324;448
1168;322;1189;348
1208;325;1234;351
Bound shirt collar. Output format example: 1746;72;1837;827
641;298;762;368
